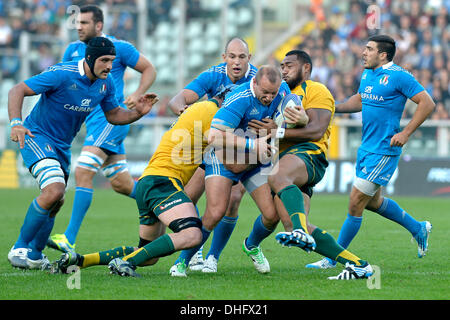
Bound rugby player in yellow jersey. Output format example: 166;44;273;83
265;50;373;280
50;86;254;277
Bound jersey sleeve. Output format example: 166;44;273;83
396;70;425;99
184;68;214;99
211;94;247;130
304;83;335;111
117;40;140;68
357;71;368;94
23;66;64;94
100;77;120;113
62;44;74;62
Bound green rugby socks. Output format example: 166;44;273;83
312;228;365;266
123;234;175;266
278;185;308;233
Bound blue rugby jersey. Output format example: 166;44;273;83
63;34;140;121
23;59;118;149
185;62;258;99
358;61;424;155
211;80;290;133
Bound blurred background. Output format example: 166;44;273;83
0;0;449;196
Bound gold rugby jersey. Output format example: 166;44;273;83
280;80;335;155
140;99;219;185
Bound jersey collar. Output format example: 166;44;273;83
78;58;85;76
382;61;394;69
249;78;256;98
244;63;251;78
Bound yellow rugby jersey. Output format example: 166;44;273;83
280;80;335;155
140;100;219;185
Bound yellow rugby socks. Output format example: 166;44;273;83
80;246;135;268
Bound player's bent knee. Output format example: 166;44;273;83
102;160;129;180
49;198;65;217
110;178;129;194
168;217;203;248
31;158;66;190
183;228;203;248
268;174;286;192
76;151;104;174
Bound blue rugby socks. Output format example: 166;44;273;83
375;198;421;236
206;216;238;260
128;180;137;199
245;215;274;249
175;226;211;266
65;187;93;245
14;199;49;250
29;215;55;260
337;213;363;249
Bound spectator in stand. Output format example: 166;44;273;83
0;16;12;48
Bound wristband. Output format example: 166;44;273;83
10;118;23;127
276;127;285;139
245;137;255;152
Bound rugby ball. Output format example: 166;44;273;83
273;93;308;128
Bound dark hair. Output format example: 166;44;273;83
368;35;396;61
285;49;313;72
255;65;281;84
80;4;104;24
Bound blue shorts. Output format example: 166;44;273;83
204;149;270;187
84;113;129;155
355;148;399;186
20;133;70;178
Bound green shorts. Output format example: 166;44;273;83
279;142;328;197
136;175;192;225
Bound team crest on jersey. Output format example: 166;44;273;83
45;144;54;153
100;84;106;93
380;75;389;85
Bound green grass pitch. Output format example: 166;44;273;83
0;188;448;300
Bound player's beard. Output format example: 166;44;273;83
286;72;304;90
81;29;98;44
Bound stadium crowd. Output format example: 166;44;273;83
0;0;448;119
299;0;450;120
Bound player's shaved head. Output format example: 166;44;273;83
223;37;252;83
224;37;249;54
253;65;281;105
255;65;281;84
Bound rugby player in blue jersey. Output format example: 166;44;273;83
168;38;258;272
7;37;158;270
170;65;290;276
47;5;156;253
307;35;435;274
